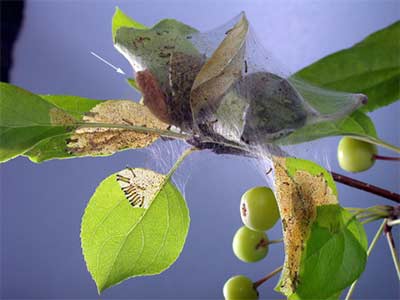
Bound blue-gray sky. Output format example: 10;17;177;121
1;0;399;299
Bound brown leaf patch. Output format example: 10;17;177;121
49;108;76;125
68;100;169;155
116;168;165;209
273;157;337;296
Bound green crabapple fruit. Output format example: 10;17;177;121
223;275;259;300
232;226;269;263
337;137;377;173
240;186;280;231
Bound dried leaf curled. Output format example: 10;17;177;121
191;13;249;115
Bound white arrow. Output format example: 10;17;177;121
90;51;126;75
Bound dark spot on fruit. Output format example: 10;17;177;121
241;203;247;217
255;238;268;250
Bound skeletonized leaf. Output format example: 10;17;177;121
273;157;367;299
67;100;169;156
0;82;171;163
273;157;338;296
81;167;190;292
23;95;103;162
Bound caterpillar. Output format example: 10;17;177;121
116;168;146;208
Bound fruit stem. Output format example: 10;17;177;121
373;154;400;161
253;265;283;289
384;221;400;280
345;219;386;300
331;171;400;203
268;238;283;245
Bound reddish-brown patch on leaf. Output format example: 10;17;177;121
136;69;171;124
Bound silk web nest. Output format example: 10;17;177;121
114;12;366;163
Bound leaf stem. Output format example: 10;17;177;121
387;219;400;226
384;222;400;280
331;172;400;203
253;265;283;289
373;154;400;161
350;135;400;154
166;147;198;179
345;219;386;300
77;122;192;140
361;216;383;225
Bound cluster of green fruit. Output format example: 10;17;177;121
222;137;382;299
223;186;280;300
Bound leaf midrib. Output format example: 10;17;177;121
303;220;354;263
98;175;173;291
320;67;400;89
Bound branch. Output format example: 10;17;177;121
373;154;400;161
331;172;400;203
77;122;400;204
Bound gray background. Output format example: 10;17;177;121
1;0;400;299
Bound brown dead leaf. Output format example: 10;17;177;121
190;13;249;115
68;100;169;155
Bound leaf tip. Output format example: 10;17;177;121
96;283;106;295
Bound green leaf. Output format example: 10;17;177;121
23;133;75;162
295;21;400;112
23;95;103;162
126;78;140;92
25;99;169;162
81;167;190;293
278;110;376;145
292;205;367;299
278;109;400;152
112;7;147;41
0;82;76;162
114;18;199;90
0;82;171;163
40;94;103;119
273;157;339;297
